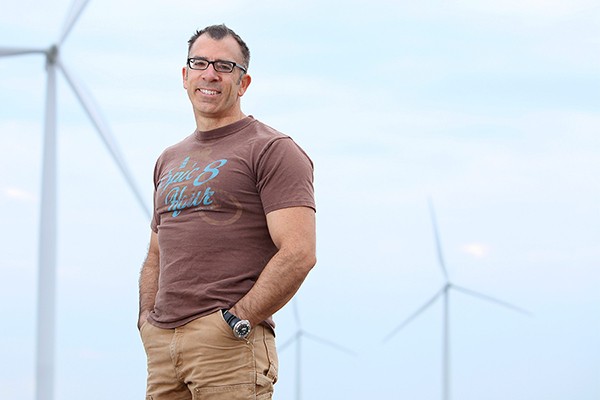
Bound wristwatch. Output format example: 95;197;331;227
222;309;252;339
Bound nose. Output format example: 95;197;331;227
201;64;220;80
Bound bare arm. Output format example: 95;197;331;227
230;206;316;326
138;231;160;330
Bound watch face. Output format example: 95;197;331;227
234;321;251;339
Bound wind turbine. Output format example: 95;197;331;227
383;199;530;400
0;1;149;400
279;298;355;400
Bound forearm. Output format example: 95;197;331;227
139;260;159;321
138;234;160;329
230;245;316;326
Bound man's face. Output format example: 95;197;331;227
183;35;250;124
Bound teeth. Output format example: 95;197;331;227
199;89;219;95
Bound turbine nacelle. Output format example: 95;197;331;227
45;45;59;66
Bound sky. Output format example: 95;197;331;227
1;0;599;399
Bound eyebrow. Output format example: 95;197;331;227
189;56;235;63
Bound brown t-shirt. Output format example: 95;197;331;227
148;116;315;329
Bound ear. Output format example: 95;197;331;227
182;66;188;89
237;73;251;97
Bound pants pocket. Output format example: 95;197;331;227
255;325;278;399
256;356;278;385
193;383;254;400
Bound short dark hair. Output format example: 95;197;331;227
187;24;250;69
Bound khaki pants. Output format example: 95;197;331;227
140;310;278;400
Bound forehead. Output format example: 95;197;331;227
189;35;243;61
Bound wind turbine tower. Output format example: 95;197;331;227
279;299;355;400
0;1;149;400
383;199;530;400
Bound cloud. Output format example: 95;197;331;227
462;243;490;258
3;187;36;202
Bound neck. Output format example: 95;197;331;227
194;110;247;132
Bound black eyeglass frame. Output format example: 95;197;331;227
187;57;247;74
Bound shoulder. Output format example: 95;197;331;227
245;118;290;144
247;118;311;160
155;134;195;165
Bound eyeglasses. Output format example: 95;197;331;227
187;57;247;74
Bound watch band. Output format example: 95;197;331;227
222;309;241;329
222;309;252;339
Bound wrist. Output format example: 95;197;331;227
222;309;252;339
138;310;150;330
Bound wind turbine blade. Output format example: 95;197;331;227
36;63;58;400
0;47;46;57
58;0;91;46
56;60;151;219
303;332;356;356
383;287;446;342
428;198;449;281
452;285;532;316
278;331;301;353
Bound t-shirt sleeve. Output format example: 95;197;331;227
256;137;315;214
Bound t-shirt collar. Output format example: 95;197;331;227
193;116;255;142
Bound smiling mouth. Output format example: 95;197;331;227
198;88;220;96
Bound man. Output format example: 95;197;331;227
138;24;316;399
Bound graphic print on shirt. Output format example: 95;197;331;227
157;156;240;223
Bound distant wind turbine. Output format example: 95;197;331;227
0;1;150;400
279;299;355;400
383;199;530;400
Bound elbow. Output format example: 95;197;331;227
280;244;316;277
297;247;317;275
307;251;317;271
